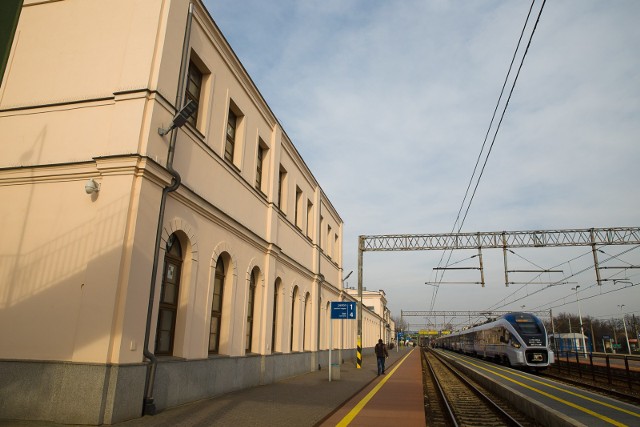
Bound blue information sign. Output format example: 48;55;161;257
330;302;356;319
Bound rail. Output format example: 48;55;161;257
424;349;525;426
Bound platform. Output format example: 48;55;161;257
0;347;418;427
320;348;426;426
439;349;640;427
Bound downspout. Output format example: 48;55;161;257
142;2;194;415
316;201;322;365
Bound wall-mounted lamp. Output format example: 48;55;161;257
158;100;198;136
85;178;100;194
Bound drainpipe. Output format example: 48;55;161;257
316;201;322;365
142;2;194;415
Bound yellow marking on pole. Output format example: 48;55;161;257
336;349;414;427
446;352;637;426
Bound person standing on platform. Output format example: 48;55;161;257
375;339;389;375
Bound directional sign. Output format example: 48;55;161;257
330;302;356;319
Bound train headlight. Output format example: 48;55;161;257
511;340;521;349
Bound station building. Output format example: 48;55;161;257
549;333;591;354
0;0;391;424
344;288;394;345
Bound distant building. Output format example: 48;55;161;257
0;0;387;424
344;288;393;344
549;333;591;353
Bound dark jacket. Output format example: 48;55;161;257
375;342;388;358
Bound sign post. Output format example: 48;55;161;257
329;302;356;381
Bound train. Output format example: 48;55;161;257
434;312;554;370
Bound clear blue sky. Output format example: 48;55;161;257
203;0;640;327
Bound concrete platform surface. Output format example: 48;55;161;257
0;347;417;427
320;348;425;426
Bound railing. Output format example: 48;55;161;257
551;350;640;392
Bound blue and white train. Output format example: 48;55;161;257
435;312;554;370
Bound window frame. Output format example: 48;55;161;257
277;166;287;212
155;234;182;356
185;61;203;128
295;186;302;230
306;200;314;238
256;139;267;193
0;1;22;86
209;257;225;354
272;279;280;353
246;270;257;353
225;108;237;163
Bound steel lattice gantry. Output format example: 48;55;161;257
400;310;551;331
354;227;640;365
360;227;640;251
401;310;550;317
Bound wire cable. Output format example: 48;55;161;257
429;1;545;311
457;0;547;230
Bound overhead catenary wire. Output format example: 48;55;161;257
485;245;640;314
456;0;547;231
484;249;594;311
430;0;547;310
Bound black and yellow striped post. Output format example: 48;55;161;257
357;236;364;369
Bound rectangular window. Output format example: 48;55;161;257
277;166;287;212
327;225;332;258
256;140;266;192
225;109;237;163
0;0;23;86
185;61;203;127
295;187;302;229
306;200;313;237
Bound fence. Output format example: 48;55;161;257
551;350;640;392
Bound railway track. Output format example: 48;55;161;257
422;349;539;427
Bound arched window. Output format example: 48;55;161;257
272;278;281;353
155;234;182;355
290;286;298;352
246;269;258;353
209;257;225;354
303;292;311;351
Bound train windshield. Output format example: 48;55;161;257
506;313;545;338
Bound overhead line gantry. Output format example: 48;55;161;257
355;227;640;367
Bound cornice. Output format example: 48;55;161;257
0;161;95;186
0;155;173;188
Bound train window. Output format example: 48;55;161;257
511;313;543;335
515;321;542;335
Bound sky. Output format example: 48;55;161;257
203;0;640;329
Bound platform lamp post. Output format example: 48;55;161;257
618;304;631;355
571;286;588;357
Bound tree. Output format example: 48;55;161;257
392;316;408;333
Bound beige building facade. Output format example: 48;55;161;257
0;0;391;425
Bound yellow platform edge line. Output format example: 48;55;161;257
336;349;414;427
446;353;632;427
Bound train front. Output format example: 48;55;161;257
505;312;554;368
